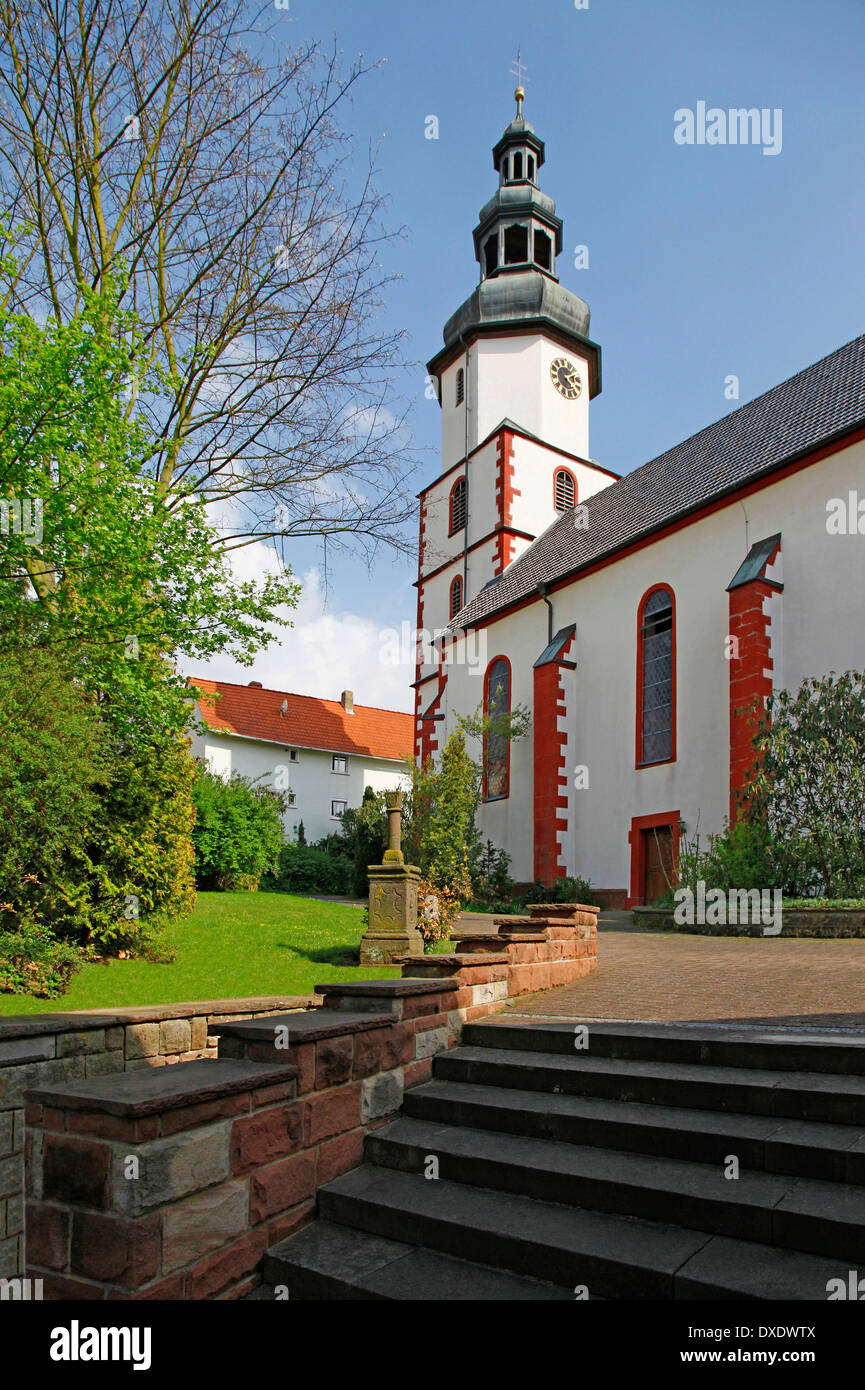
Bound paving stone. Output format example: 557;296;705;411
503;928;865;1026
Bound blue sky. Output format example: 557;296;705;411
191;0;865;710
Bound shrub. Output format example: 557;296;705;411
0;650;191;969
0;914;86;999
417;877;461;947
339;788;388;896
747;671;865;897
469;840;514;906
404;734;473;909
192;768;286;891
524;875;595;905
265;845;354;896
0;647;110;918
671;818;780;903
67;735;196;949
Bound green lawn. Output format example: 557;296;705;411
0;892;400;1016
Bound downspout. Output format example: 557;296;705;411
457;333;470;593
539;582;553;645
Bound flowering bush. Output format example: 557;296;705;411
0;913;86;999
417;877;461;947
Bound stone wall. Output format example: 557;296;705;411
23;977;502;1300
0;996;312;1279
17;905;599;1299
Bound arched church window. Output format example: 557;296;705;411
528;154;536;181
504;224;528;265
449;477;467;534
450;574;463;620
637;587;676;766
554;469;576;511
534;228;552;271
484;235;498;277
483;657;511;800
501;156;509;182
456;367;464;405
513;152;523;180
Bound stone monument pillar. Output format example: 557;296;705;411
360;790;424;965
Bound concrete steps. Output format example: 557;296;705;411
261;1020;865;1300
263;1220;574;1301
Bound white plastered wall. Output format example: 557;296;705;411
435;435;865;890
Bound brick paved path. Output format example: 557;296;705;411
503;930;865;1028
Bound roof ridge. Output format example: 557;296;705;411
187;677;411;718
452;329;865;630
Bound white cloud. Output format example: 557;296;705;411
183;558;414;712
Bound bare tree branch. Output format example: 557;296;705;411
0;0;418;561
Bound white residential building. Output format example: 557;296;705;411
188;681;412;844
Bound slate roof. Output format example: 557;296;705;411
190;680;413;761
454;332;865;629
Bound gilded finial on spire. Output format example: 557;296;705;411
509;48;527;118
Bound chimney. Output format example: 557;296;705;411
341;690;354;714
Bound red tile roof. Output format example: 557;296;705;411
189;679;413;762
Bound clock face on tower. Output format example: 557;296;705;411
550;356;582;400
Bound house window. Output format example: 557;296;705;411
287;790;297;807
483;656;511;800
288;749;298;762
554;469;576;511
450;574;463;620
637;586;676;766
331;800;347;818
332;754;348;774
503;224;528;264
450;477;467;534
456;367;464;405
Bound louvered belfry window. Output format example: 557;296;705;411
640;589;674;764
554;469;575;511
450;477;466;533
456;367;464;405
450;574;463;619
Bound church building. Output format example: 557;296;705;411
414;89;865;906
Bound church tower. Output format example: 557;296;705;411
414;84;614;762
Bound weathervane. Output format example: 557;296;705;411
510;48;527;118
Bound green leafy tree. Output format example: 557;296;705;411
339;787;388;897
0;264;299;748
0;647;110;924
406;732;475;898
192;769;286;891
746;671;865;897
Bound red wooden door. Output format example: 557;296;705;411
643;825;674;905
